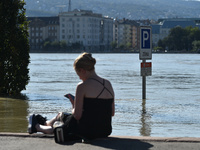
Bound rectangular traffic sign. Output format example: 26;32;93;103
141;62;152;76
140;26;152;60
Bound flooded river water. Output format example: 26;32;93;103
0;53;200;137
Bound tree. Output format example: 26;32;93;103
51;41;60;50
159;26;200;52
43;41;51;50
154;46;164;52
157;39;164;49
119;44;125;49
126;42;132;49
0;0;30;95
192;40;200;52
110;41;117;50
60;40;67;50
71;42;81;50
168;26;187;51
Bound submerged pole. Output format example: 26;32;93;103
142;60;146;100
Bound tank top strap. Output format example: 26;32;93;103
89;78;113;98
89;78;104;85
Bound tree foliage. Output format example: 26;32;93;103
158;26;200;52
0;0;30;95
192;40;200;52
43;40;83;52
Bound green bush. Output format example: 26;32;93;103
0;0;30;95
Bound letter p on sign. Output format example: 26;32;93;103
142;30;150;48
140;26;152;60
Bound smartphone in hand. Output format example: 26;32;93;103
64;93;75;100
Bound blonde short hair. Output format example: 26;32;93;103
73;52;96;71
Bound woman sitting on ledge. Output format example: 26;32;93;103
28;52;115;141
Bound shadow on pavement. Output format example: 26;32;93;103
89;137;153;150
61;137;153;150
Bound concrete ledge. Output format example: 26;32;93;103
1;133;200;150
113;136;200;143
0;132;53;138
1;132;200;143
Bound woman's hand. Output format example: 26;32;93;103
68;94;75;108
64;94;75;108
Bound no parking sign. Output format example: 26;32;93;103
141;62;152;76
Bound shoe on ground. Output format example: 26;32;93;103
53;121;64;128
35;114;47;125
28;114;38;134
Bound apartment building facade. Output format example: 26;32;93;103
27;11;153;52
113;19;140;51
27;17;60;52
28;14;200;52
59;10;113;52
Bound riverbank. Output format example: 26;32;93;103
1;133;200;150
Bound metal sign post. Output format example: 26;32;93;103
140;26;152;100
141;61;152;99
142;60;146;99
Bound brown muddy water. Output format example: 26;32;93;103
0;97;28;133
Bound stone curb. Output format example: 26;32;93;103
1;132;200;143
0;132;53;138
113;136;200;143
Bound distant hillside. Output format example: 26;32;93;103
25;0;200;20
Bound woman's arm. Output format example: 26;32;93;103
112;99;115;116
108;80;115;117
72;83;85;120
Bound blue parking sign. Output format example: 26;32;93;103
140;26;152;60
141;29;151;49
